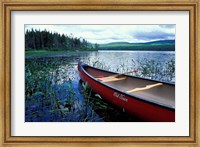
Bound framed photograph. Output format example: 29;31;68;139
0;0;199;146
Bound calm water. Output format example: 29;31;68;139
25;50;175;122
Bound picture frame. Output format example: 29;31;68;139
0;0;199;146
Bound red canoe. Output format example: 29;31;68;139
78;62;175;122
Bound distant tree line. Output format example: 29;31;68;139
99;45;175;51
25;29;99;51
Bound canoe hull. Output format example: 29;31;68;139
78;63;175;122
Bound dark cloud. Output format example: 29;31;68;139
159;25;175;29
133;30;175;41
110;37;125;40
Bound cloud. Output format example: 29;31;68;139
133;30;175;41
159;24;175;29
25;25;175;44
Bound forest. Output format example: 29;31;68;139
25;29;175;52
25;29;99;51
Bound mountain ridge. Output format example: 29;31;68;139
100;40;175;45
99;39;175;51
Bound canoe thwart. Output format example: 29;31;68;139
109;71;136;78
127;83;163;93
97;77;127;83
78;62;175;122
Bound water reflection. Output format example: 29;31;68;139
25;51;175;122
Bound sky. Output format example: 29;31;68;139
25;25;175;44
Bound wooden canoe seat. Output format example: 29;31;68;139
127;83;163;93
96;70;135;83
97;77;127;83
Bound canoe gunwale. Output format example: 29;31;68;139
78;62;175;111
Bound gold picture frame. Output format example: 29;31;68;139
0;0;199;146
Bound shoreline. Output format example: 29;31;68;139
26;50;175;58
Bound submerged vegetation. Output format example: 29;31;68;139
25;26;175;122
25;54;175;122
25;58;104;122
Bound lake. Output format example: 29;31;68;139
25;50;175;122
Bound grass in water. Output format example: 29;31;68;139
25;56;175;122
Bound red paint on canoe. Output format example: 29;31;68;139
78;62;175;122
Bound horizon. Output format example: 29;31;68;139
99;39;175;45
25;25;175;44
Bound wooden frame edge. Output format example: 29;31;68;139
1;0;199;146
0;1;4;147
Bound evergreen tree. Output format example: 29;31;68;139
25;29;99;51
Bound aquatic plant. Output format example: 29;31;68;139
87;57;175;83
25;57;104;122
25;53;175;122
